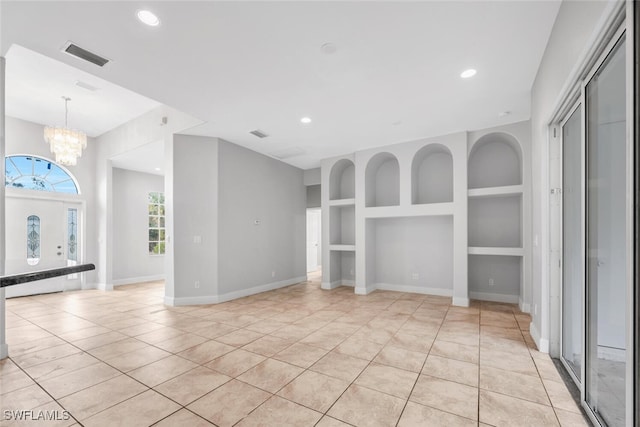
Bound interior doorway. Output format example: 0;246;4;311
306;208;321;274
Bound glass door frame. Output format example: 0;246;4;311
582;25;629;426
559;99;586;393
554;9;636;425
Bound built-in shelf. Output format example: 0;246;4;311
365;152;400;207
468;246;524;256
468;185;523;198
364;202;454;218
330;244;356;251
412;144;453;205
329;198;356;206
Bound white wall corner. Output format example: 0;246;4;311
95;282;114;291
519;297;531;314
529;320;549;353
452;297;470;307
354;285;375;295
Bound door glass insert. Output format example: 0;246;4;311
26;215;40;265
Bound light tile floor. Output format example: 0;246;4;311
1;274;591;426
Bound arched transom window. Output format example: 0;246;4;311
5;155;80;194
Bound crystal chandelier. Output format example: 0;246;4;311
43;97;87;166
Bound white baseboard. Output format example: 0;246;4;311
354;285;375;295
469;291;519;304
321;280;354;290
82;282;97;290
95;283;114;291
452;297;470;307
374;283;453;297
519;297;531;314
530;321;549;353
0;343;8;360
597;346;626;362
112;274;165;287
165;275;306;306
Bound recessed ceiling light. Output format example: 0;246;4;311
137;10;160;26
460;69;477;79
300;117;312;124
154;167;161;171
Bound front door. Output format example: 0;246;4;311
4;197;79;297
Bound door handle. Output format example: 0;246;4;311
57;252;62;256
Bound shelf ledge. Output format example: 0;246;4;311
329;198;356;206
468;185;524;198
364;202;454;218
329;244;356;251
468;247;524;256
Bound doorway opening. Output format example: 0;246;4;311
306;208;322;281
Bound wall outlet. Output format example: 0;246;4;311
412;273;419;280
194;280;200;289
489;278;495;287
271;271;276;278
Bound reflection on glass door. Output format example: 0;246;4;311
585;34;627;427
561;104;583;383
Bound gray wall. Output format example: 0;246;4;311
373;216;453;291
217;140;306;295
112;168;164;283
306;184;321;208
172;135;219;299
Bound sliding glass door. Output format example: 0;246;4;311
560;23;633;426
585;34;627;427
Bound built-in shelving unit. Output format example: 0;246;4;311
468;131;526;306
321;122;530;311
323;158;357;289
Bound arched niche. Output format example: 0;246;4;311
329;159;355;200
468;133;522;189
411;143;453;204
365;152;400;207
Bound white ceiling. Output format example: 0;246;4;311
4;45;160;138
1;1;561;170
110;140;165;176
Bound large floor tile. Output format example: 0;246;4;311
235;396;322;427
154;366;231;406
205;348;266;377
237;358;303;393
355;363;418;399
328;384;405;427
422;354;478;387
187;379;271;427
82;390;180;427
128;355;197;387
39;362;121;399
57;374;148;421
398;401;477;427
480;365;550;405
479;389;559;426
277;370;349;412
310;351;369;382
410;375;478;420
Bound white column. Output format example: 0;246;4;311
0;57;9;359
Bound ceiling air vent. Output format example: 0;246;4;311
63;42;110;67
250;129;269;139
